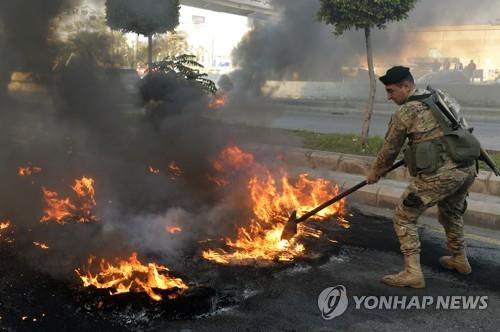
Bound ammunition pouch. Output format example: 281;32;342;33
404;139;446;176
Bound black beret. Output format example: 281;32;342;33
379;66;411;85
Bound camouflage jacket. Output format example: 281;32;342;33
371;88;457;177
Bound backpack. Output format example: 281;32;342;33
405;90;480;175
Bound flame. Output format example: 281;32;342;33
40;188;76;224
207;175;229;187
202;223;306;264
0;219;14;243
0;220;11;230
208;92;226;109
168;161;183;177
76;252;188;301
208;145;254;186
249;172;345;221
72;177;96;212
18;165;42;176
41;177;97;224
212;145;254;173
165;226;182;234
148;166;160;174
202;146;347;265
33;241;49;250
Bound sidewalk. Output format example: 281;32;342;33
247;144;500;230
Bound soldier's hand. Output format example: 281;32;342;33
366;171;380;184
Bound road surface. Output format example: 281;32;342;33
223;106;500;151
3;206;499;331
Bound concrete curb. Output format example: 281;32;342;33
292;167;500;230
247;144;500;230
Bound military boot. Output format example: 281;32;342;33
439;250;472;274
382;254;425;289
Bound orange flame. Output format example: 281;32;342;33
212;145;254;173
202;146;347;265
208;145;254;186
41;177;97;224
168;161;183;177
72;177;96;212
0;219;14;243
40;188;76;224
33;241;49;250
207;175;229;187
208;92;226;109
165;226;182;234
250;172;345;222
0;220;11;230
148;166;160;174
18;165;42;176
76;252;188;301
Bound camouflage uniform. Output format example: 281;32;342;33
371;89;476;256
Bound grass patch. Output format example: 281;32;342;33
291;130;385;156
482;150;500;172
288;129;500;172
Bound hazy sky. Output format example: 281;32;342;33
73;1;250;64
179;5;249;57
122;4;250;63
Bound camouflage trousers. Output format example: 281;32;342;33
393;165;476;256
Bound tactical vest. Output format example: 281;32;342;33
403;93;481;176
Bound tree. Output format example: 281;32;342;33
136;31;188;64
318;0;417;146
56;31;133;69
139;54;217;127
151;54;217;95
105;0;180;68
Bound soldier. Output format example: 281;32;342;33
367;66;477;288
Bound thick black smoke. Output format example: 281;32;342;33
0;56;264;278
228;0;500;97
229;0;360;97
0;0;282;279
0;0;80;97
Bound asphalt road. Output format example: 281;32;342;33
2;206;499;332
226;107;500;151
153;206;500;332
6;91;500;150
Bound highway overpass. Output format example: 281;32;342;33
180;0;277;16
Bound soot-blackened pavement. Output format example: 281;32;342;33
1;206;499;332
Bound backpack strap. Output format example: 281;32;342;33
420;95;454;135
406;93;432;102
407;93;453;135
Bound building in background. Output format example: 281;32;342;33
401;24;500;82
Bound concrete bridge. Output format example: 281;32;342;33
180;0;276;16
